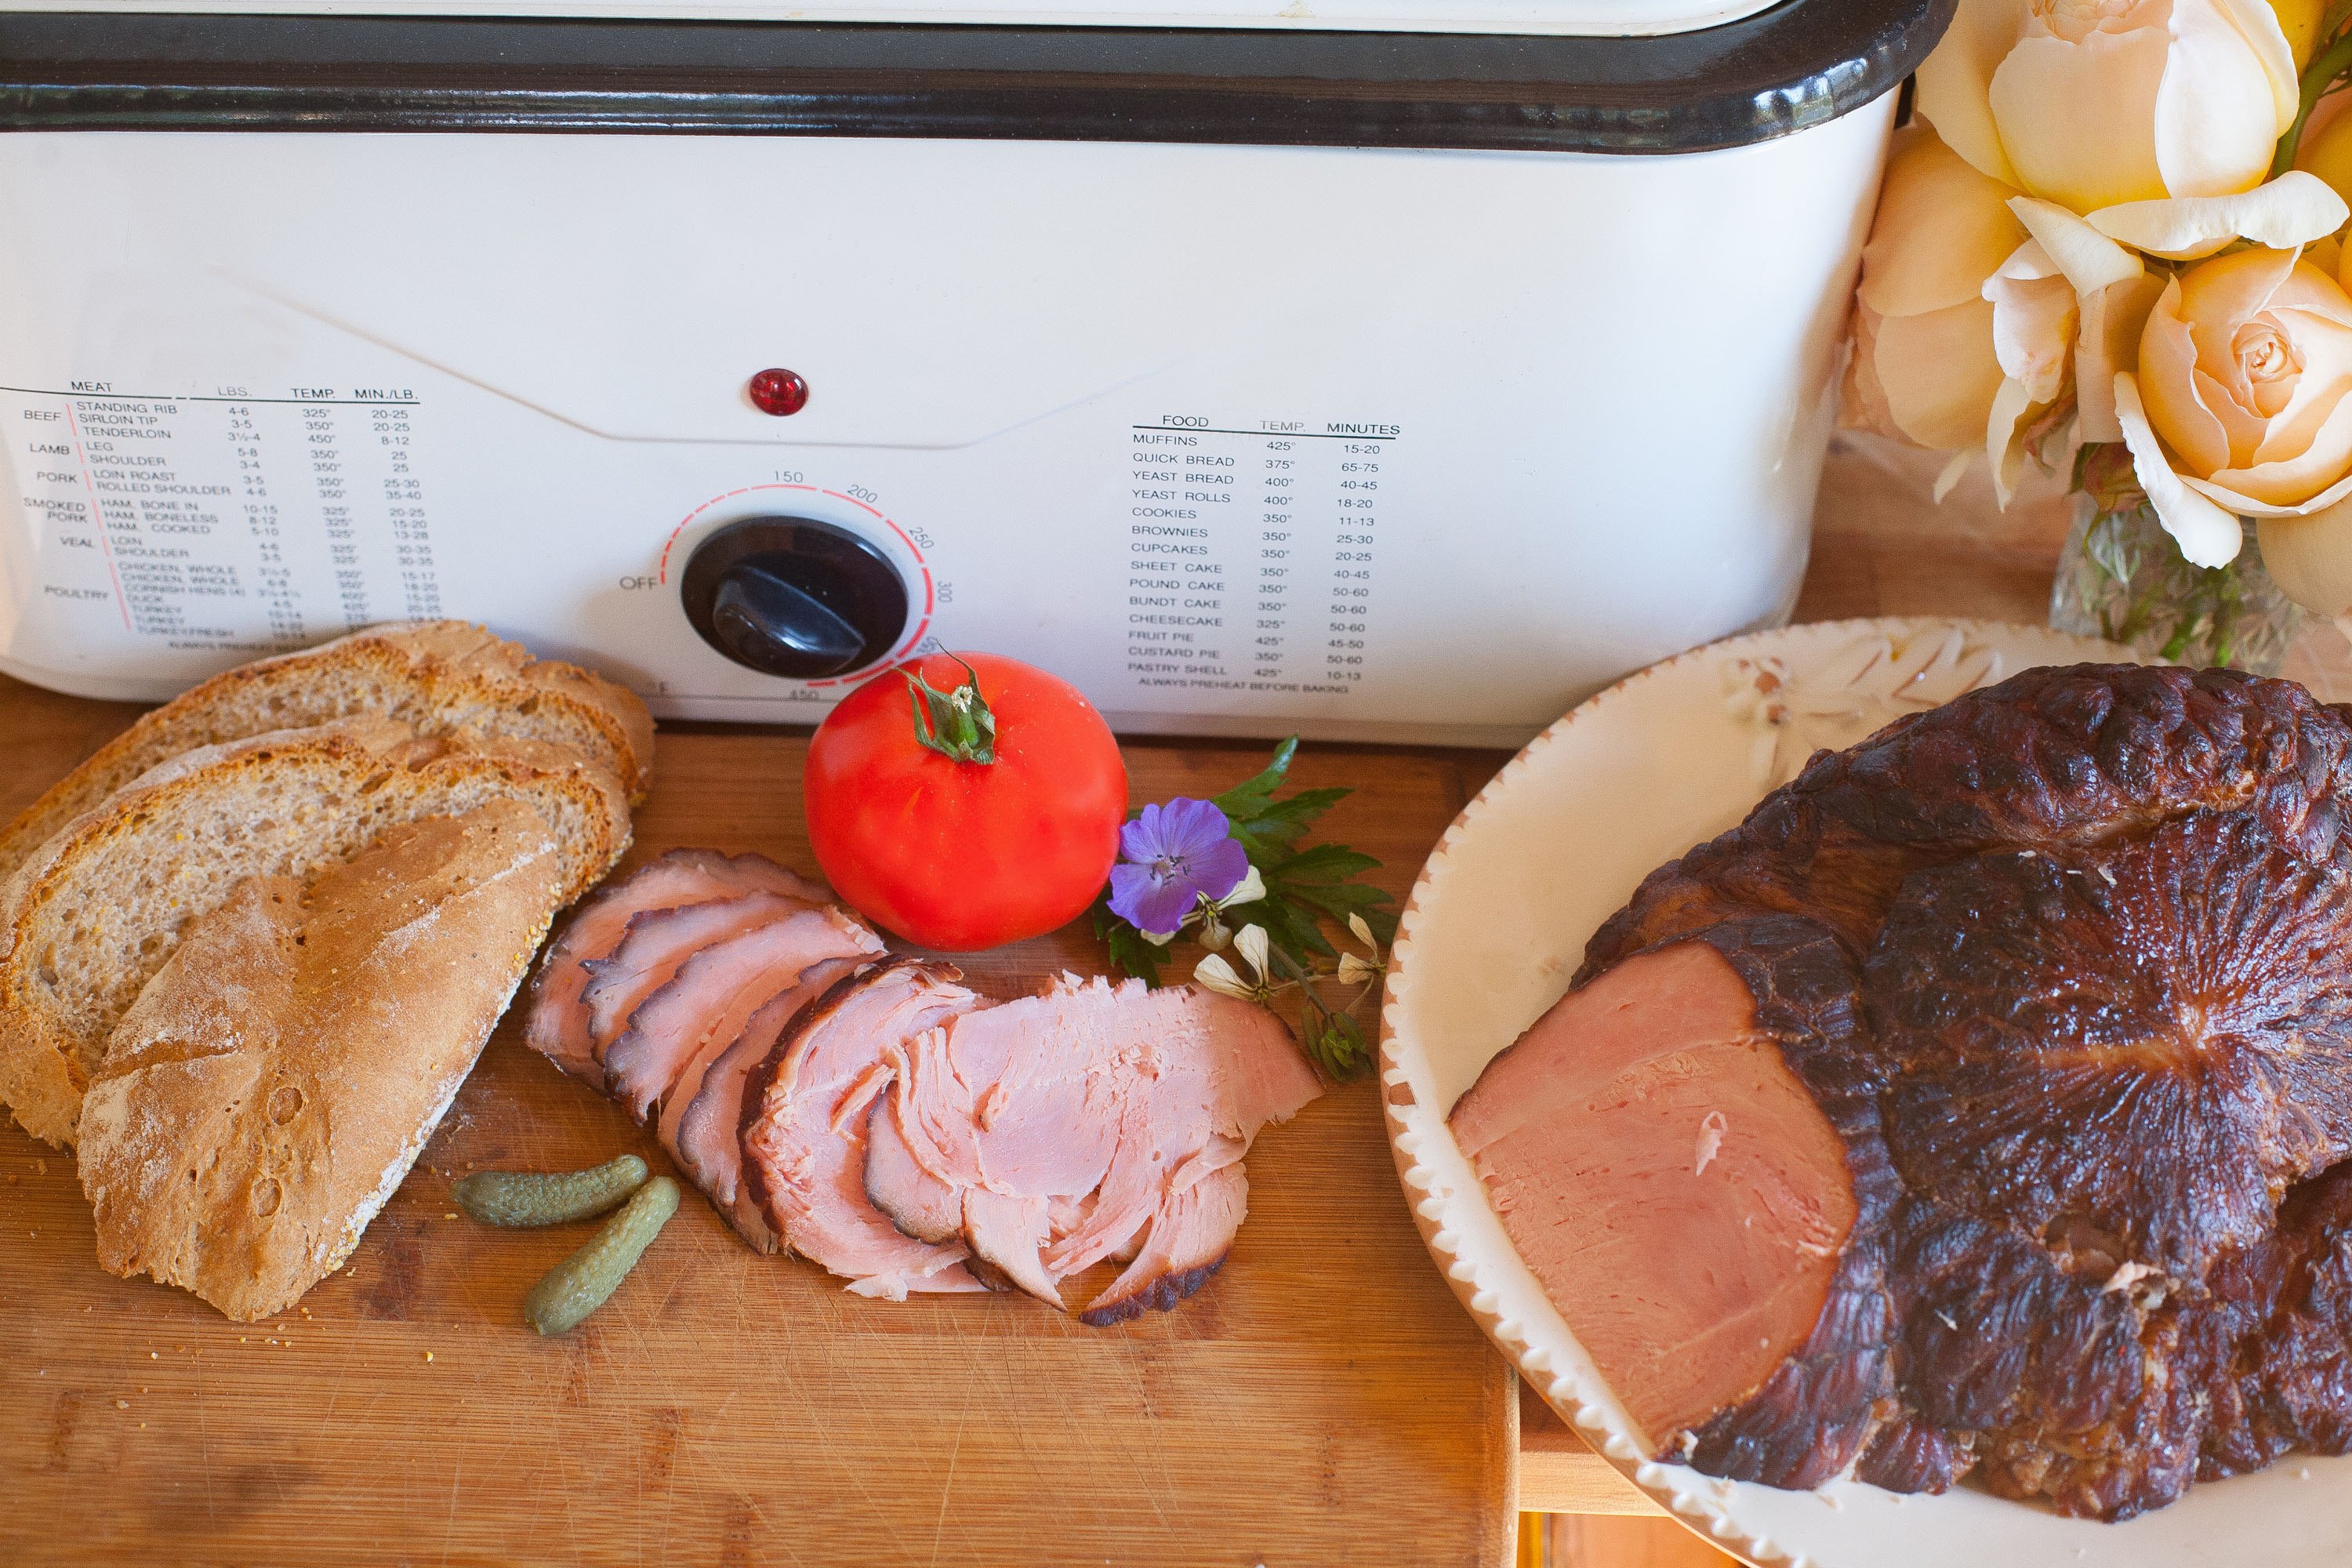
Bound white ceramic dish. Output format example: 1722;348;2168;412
1379;618;2352;1567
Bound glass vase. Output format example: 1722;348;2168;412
2048;492;2304;673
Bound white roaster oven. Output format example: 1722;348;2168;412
0;0;1947;743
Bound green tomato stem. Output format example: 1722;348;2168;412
905;655;998;765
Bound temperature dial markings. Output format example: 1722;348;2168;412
659;483;933;684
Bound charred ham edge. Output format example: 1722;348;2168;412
604;907;876;1124
670;954;867;1253
1078;1164;1247;1327
523;848;827;1089
581;891;817;1069
1448;919;1897;1489
739;956;989;1298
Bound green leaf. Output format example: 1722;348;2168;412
1282;884;1398;946
1226;787;1351;859
1224;896;1334;966
1091;901;1163;987
1210;736;1299;822
1263;841;1381;885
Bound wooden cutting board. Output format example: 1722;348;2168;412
0;678;1516;1567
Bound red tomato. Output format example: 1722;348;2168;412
804;651;1127;950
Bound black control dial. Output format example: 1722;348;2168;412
679;516;910;680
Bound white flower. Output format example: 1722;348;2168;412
1217;863;1267;909
1192;952;1255;1000
1336;911;1385;985
1235;923;1271;980
1195;924;1275;1003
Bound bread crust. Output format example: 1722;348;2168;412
75;801;568;1320
0;619;654;887
0;717;630;1148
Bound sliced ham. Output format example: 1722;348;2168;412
668;953;866;1251
524;848;828;1088
870;974;1323;1319
1080;1163;1248;1327
583;891;816;1067
1446;940;1857;1448
740;958;990;1298
864;1094;963;1245
962;1189;1062;1304
604;906;877;1123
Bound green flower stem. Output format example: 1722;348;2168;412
2274;25;2352;176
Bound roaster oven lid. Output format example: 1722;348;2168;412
0;0;1949;153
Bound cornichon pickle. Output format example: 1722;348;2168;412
524;1176;680;1336
452;1154;649;1227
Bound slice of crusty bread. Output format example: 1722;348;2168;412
78;800;568;1321
0;619;653;887
0;716;630;1148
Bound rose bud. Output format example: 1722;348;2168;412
1920;0;2297;216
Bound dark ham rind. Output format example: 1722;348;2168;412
739;958;989;1298
604;907;874;1124
1679;917;1900;1491
1078;1164;1246;1327
523;849;829;1089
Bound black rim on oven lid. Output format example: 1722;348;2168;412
0;0;1952;154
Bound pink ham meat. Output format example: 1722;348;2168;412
524;849;828;1088
666;954;866;1251
1084;1163;1249;1325
865;974;1323;1321
582;891;815;1069
740;958;991;1298
1448;940;1860;1451
604;905;880;1124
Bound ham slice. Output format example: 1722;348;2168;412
1447;939;1859;1450
864;1094;964;1244
582;891;815;1069
740;958;990;1298
1082;1163;1249;1326
524;848;828;1088
604;906;877;1123
668;953;866;1251
867;974;1323;1319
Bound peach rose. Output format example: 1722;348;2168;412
2115;248;2352;564
1919;0;2298;215
1844;125;2023;451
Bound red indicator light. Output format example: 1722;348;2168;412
748;368;809;417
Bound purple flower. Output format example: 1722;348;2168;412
1106;797;1250;937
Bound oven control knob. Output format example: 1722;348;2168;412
679;516;910;680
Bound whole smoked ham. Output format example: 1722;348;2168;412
1450;665;2352;1520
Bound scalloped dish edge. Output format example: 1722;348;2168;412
1377;618;2154;1567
